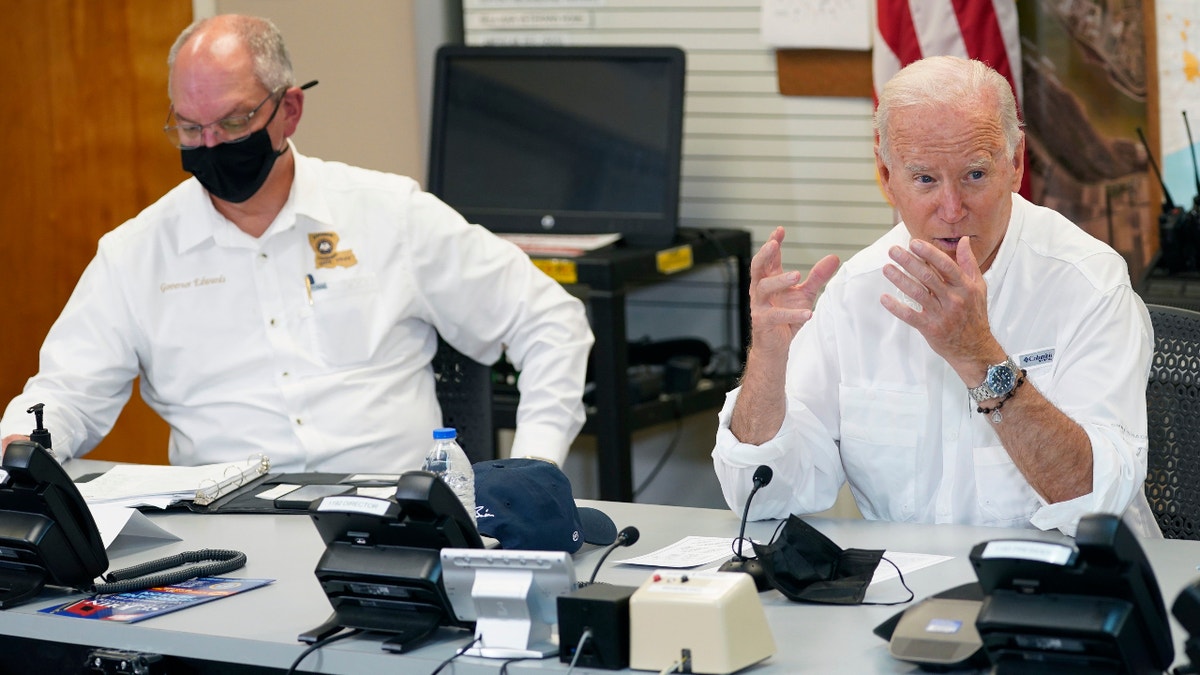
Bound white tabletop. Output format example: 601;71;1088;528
6;459;1195;674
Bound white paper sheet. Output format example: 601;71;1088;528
89;504;181;550
79;460;263;508
616;536;738;569
617;537;954;581
497;232;622;256
760;0;872;50
871;551;954;585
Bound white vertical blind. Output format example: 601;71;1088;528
463;0;894;272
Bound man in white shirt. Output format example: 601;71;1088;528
712;56;1158;537
0;15;593;472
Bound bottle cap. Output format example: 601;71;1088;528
433;427;457;440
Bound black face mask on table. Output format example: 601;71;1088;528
181;125;285;204
751;515;884;605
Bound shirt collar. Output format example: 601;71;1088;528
288;143;335;230
174;141;334;253
981;192;1025;287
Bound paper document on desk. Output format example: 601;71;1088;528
497;232;622;257
42;576;273;623
871;551;953;585
88;504;181;550
78;457;268;509
616;536;740;568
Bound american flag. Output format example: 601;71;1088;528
873;0;1029;197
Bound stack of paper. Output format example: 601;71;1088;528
497;232;622;257
78;458;267;509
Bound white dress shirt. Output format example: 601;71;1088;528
1;146;593;471
713;194;1160;537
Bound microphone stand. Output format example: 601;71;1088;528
733;482;763;560
587;527;640;585
718;466;772;591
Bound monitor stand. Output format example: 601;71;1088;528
463;569;559;659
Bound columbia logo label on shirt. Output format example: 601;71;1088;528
1017;348;1055;369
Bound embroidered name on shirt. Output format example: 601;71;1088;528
160;275;227;293
309;231;358;269
1017;348;1055;369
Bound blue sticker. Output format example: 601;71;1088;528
925;618;962;634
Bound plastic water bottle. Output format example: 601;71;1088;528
423;427;475;519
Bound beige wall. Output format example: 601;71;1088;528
211;0;456;183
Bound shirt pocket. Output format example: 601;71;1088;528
838;384;925;520
972;444;1041;526
307;274;382;367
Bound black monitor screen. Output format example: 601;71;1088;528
428;45;685;247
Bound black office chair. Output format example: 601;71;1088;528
431;337;496;464
1144;304;1200;539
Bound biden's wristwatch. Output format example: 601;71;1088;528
967;356;1020;403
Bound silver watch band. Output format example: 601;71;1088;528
967;357;1017;403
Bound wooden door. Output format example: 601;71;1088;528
1;0;192;463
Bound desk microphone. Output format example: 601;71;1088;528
561;526;641;669
718;465;773;591
587;526;640;585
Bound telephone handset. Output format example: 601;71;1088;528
969;513;1174;673
0;440;108;608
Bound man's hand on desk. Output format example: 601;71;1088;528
1;434;29;455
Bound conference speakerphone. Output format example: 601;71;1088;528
629;570;775;674
888;597;983;667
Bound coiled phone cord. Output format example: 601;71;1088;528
88;548;247;595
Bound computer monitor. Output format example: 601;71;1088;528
969;513;1173;674
428;45;686;248
440;547;577;659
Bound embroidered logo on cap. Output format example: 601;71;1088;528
309;232;358;269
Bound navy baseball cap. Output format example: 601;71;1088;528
473;458;617;553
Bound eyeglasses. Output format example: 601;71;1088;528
163;87;284;149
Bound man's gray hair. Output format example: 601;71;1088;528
167;15;295;97
874;55;1022;167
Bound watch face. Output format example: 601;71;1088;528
987;365;1016;396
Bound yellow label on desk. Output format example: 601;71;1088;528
532;258;578;284
656;245;694;274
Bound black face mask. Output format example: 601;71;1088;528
181;126;285;204
751;515;885;605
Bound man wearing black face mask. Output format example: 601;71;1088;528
175;83;293;205
0;15;594;473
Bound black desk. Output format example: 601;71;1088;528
495;227;752;502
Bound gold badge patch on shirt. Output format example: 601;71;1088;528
309;232;358;269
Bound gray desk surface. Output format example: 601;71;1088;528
7;459;1199;673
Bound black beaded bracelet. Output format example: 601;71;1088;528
976;370;1027;424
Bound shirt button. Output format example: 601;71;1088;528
270;318;277;326
282;372;290;377
260;253;268;259
295;418;303;425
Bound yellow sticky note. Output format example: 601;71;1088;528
532;258;578;284
656;245;694;274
